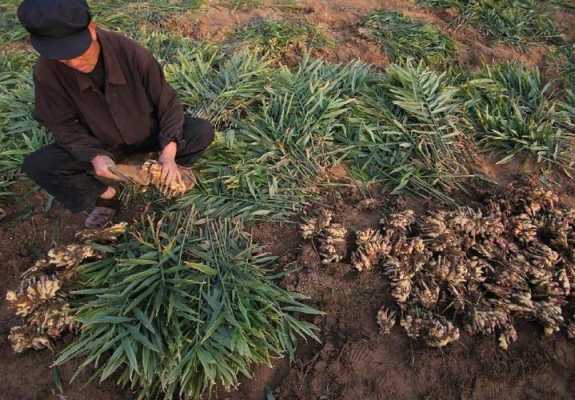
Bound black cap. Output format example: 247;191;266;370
17;0;92;60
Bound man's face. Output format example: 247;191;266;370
58;22;100;73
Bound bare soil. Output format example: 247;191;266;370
231;180;575;400
0;188;127;400
164;0;552;68
2;1;575;399
3;175;575;400
267;188;575;400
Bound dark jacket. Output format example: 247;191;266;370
32;27;184;162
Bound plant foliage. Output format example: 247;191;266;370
548;44;575;87
340;61;473;202
417;0;460;7
225;0;262;10
463;63;573;167
89;0;205;35
465;0;559;46
166;46;271;129
174;134;309;221
360;10;456;64
0;62;51;197
0;0;27;46
235;19;330;59
55;213;321;399
238;57;355;181
175;57;363;218
563;90;575;125
418;0;560;46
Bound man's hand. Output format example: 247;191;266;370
91;154;119;180
158;141;183;188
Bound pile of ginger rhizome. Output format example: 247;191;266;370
5;224;127;353
6;180;575;354
300;181;575;350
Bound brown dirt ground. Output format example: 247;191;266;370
267;187;575;400
0;186;127;400
2;2;575;400
3;171;575;400
164;0;554;68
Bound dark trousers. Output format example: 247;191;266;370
22;116;214;212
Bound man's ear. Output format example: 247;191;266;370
88;21;98;41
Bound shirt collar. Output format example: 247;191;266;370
76;28;127;91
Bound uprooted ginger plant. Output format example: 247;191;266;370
53;212;321;400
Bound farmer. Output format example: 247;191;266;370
17;0;214;228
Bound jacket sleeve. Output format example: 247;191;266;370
137;48;185;150
33;71;113;163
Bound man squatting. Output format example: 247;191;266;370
17;0;214;228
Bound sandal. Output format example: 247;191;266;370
84;197;121;229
